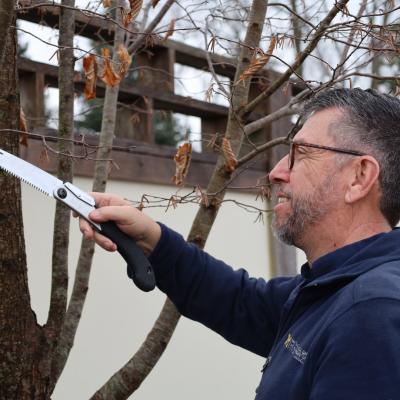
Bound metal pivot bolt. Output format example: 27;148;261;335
57;188;68;199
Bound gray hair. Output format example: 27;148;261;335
301;88;400;228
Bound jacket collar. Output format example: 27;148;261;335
300;228;400;285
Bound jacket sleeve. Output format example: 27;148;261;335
148;224;298;357
310;298;400;399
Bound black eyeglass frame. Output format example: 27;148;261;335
288;139;367;170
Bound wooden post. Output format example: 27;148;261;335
115;98;154;141
201;116;227;152
19;71;46;129
115;47;175;143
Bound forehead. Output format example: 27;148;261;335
295;108;343;144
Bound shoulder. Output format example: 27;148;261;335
352;259;400;303
314;260;400;338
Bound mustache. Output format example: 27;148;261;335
270;184;292;200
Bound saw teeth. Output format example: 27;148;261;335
0;166;51;196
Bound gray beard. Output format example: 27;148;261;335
272;175;337;247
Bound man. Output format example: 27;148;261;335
80;88;400;399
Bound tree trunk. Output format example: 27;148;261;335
0;17;49;399
47;0;76;391
51;0;125;383
91;1;270;398
0;0;13;64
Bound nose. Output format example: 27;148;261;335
269;154;290;184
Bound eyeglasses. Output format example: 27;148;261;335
288;139;366;170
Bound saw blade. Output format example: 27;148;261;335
0;148;63;197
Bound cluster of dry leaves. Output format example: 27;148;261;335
83;44;132;99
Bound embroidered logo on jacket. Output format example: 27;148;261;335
284;333;308;364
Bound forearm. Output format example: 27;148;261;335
149;223;287;356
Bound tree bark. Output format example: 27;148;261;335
91;1;269;398
0;0;13;64
47;0;76;391
0;16;47;400
51;0;126;384
242;0;350;115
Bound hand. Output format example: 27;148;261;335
78;192;161;255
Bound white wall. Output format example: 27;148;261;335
22;177;274;399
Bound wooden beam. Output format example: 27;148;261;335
17;0;306;95
17;0;115;42
20;128;266;189
17;0;236;78
17;57;231;118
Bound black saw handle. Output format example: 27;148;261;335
99;221;156;292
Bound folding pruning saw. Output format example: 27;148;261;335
0;148;156;292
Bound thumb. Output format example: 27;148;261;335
89;206;134;224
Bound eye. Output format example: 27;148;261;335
296;146;307;155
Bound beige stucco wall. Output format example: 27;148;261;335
22;177;276;399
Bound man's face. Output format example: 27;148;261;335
269;109;345;247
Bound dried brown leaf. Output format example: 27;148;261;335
151;0;160;7
172;142;192;186
221;137;238;172
145;33;161;48
238;36;277;84
255;185;272;202
117;44;132;79
163;19;175;41
123;0;143;26
166;195;179;211
103;0;112;8
19;108;28;146
83;54;97;99
99;47;121;87
195;185;209;207
205;83;215;102
206;133;219;150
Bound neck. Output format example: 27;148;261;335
302;219;391;265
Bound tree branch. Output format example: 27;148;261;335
50;0;126;386
336;0;368;76
91;0;270;397
46;2;76;381
241;0;350;116
90;299;180;399
127;0;176;54
244;87;310;136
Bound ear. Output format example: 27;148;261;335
344;156;380;204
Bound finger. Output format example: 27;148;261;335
79;217;95;239
90;192;130;208
93;230;117;252
89;205;137;226
79;217;117;251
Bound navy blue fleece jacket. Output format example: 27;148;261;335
148;225;400;399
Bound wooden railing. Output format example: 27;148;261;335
16;0;298;275
16;0;294;182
